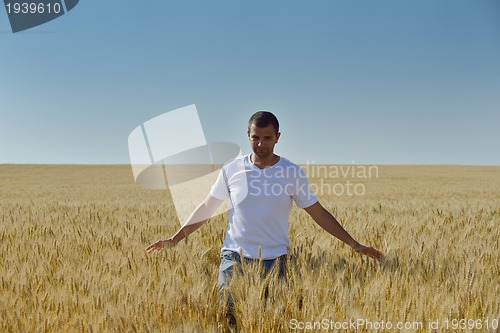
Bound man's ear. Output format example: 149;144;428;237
276;132;281;143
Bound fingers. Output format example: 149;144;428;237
356;245;383;261
146;239;176;253
146;240;164;253
365;247;383;261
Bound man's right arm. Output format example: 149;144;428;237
146;194;224;253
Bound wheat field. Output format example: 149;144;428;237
0;164;499;332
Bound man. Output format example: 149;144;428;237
146;111;382;325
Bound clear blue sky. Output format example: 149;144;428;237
1;0;499;165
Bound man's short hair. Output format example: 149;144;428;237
248;111;279;134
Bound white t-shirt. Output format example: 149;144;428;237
210;154;318;259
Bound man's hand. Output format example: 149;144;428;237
145;195;221;254
146;238;176;253
352;243;383;261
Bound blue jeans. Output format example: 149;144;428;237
217;250;287;312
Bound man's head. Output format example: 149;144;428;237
247;111;279;135
247;111;281;159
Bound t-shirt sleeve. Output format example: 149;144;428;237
292;166;318;209
210;167;229;201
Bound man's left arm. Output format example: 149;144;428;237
303;201;383;260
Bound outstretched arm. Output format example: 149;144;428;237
303;201;382;260
146;194;224;253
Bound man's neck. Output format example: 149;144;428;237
250;153;280;169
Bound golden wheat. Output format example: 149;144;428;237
0;164;499;332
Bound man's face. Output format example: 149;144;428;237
247;123;280;159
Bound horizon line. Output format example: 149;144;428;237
1;163;499;167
